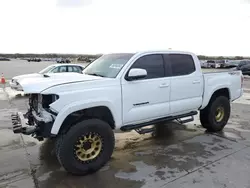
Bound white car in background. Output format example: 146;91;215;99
205;60;220;68
200;60;207;68
10;64;85;91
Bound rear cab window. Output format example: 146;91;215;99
167;54;196;76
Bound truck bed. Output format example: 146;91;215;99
202;68;236;74
201;69;243;109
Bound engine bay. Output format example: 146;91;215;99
27;94;58;124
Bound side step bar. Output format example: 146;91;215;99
135;127;155;134
120;111;198;133
176;116;194;124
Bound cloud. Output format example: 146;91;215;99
57;0;93;7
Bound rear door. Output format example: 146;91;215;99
121;54;171;125
166;54;203;115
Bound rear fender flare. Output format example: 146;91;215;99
201;86;231;109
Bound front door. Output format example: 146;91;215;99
121;54;171;125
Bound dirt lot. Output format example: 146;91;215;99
1;60;250;188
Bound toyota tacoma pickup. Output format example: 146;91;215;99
11;50;244;175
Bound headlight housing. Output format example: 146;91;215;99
42;94;59;109
12;79;17;83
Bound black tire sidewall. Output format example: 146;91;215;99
57;119;114;175
208;96;230;131
199;109;209;128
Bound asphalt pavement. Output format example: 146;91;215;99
0;59;87;80
0;59;55;80
0;60;250;188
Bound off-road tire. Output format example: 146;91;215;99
55;118;115;175
199;109;209;128
55;134;64;165
200;96;230;132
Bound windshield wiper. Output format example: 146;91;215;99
86;73;105;77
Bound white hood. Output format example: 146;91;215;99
13;73;43;80
18;73;103;94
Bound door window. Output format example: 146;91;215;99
169;54;195;76
51;66;67;73
68;66;82;73
129;54;165;79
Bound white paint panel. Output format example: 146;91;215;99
122;77;171;124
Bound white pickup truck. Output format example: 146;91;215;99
11;50;243;175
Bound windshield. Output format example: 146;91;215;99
83;53;134;78
39;65;56;74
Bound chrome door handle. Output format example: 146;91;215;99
159;83;169;88
192;80;201;84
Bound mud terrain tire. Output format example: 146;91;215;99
56;119;115;175
200;96;230;132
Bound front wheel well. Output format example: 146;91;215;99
59;106;115;134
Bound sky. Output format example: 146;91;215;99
0;0;249;56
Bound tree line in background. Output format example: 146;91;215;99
0;53;249;61
197;55;248;60
0;53;102;60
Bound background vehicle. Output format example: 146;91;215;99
11;51;243;175
10;64;85;90
0;57;10;61
57;58;71;63
27;58;41;62
222;60;240;68
236;60;250;75
206;60;220;68
200;60;207;68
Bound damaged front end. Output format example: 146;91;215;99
11;94;59;141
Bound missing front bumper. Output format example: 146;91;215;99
11;112;54;140
11;112;37;135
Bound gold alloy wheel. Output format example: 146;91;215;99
74;133;102;162
215;106;225;122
